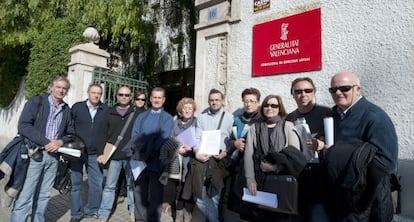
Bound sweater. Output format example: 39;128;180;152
332;97;398;174
130;109;174;172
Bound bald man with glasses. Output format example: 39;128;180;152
323;71;398;221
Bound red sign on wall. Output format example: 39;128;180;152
252;8;322;76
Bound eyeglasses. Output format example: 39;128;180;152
264;103;279;109
328;85;358;94
135;98;146;101
293;88;314;95
243;100;258;105
117;93;131;97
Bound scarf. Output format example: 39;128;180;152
172;116;196;137
241;111;261;124
257;115;286;155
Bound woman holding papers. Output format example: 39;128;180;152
243;95;302;221
226;88;261;220
161;98;198;222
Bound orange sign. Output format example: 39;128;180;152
252;8;322;76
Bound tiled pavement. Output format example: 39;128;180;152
1;184;411;222
0;181;243;222
0;185;132;222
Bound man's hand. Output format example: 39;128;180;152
96;155;105;164
195;150;210;162
213;150;227;160
306;138;325;151
44;139;63;153
248;182;257;196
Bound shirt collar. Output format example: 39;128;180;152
86;100;99;110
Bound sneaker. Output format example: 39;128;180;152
70;218;81;222
117;196;125;204
129;211;135;222
84;213;98;219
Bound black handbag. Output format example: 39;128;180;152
53;158;71;194
260;174;299;214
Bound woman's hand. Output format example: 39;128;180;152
178;145;192;155
234;138;246;152
248;182;257;195
260;161;279;173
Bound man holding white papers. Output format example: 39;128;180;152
11;76;73;222
183;89;233;222
323;71;398;221
69;84;108;221
286;77;331;221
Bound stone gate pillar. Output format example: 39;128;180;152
67;27;110;106
193;0;241;112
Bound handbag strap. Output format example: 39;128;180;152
217;111;225;130
114;109;135;147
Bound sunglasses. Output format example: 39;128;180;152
135;98;146;101
328;85;357;94
117;93;131;97
264;103;279;109
294;88;314;95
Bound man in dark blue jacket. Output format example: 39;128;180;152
325;71;398;221
69;84;108;222
11;76;73;222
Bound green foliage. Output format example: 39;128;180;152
0;44;29;107
0;0;63;46
65;0;149;47
0;0;197;101
26;17;85;97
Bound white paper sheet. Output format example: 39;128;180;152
242;188;278;208
130;159;147;180
324;117;334;148
58;147;81;157
232;126;238;139
198;130;221;155
176;127;197;147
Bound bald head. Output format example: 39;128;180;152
330;71;361;111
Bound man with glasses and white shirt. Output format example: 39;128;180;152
323;71;398;221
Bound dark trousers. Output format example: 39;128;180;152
134;170;164;222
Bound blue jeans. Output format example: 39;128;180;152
98;159;134;218
70;154;103;219
11;151;58;222
195;186;221;222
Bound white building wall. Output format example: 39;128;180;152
194;0;414;217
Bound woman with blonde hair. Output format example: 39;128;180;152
161;97;198;222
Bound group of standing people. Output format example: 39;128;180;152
5;70;398;222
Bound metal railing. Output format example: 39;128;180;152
92;68;149;107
